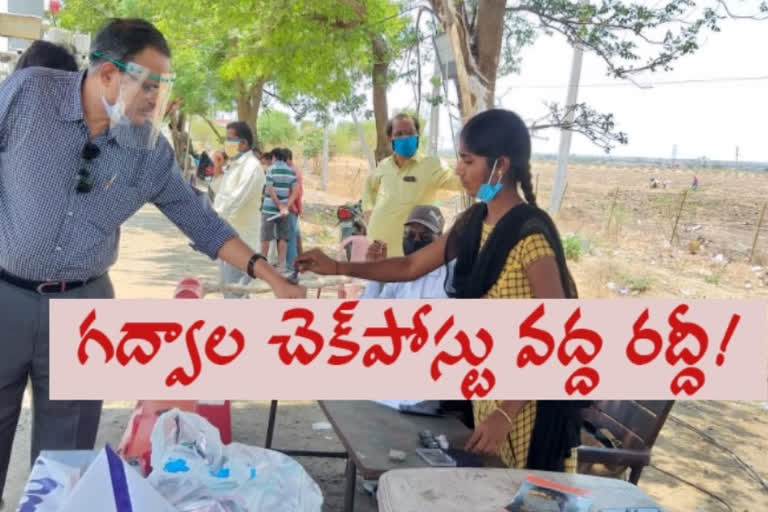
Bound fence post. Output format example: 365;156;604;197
670;189;689;244
605;186;620;232
750;202;767;262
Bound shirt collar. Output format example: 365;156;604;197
58;69;88;122
392;153;422;170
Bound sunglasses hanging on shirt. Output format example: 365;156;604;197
76;142;101;194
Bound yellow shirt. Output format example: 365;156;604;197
473;223;576;472
362;154;462;257
481;224;555;299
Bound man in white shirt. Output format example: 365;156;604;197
213;122;265;298
360;205;451;299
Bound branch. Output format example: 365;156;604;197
201;116;224;144
528;102;629;153
716;0;768;20
263;89;306;117
506;0;745;78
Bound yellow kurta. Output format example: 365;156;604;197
473;223;577;472
362;154;462;257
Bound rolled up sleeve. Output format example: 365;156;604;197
150;145;237;259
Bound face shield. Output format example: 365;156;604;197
92;52;175;151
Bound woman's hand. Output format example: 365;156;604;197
464;409;514;455
294;249;339;275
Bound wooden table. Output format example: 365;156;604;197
318;401;502;512
377;468;663;512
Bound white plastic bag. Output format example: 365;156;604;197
148;409;323;512
16;457;82;512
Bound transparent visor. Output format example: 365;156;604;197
93;52;175;150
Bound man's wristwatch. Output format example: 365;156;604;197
247;253;267;279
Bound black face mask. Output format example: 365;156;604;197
403;238;431;256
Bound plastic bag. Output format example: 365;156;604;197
118;400;199;476
16;456;83;512
148;409;323;512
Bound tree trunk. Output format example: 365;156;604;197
169;110;189;168
235;77;266;149
371;33;391;163
351;110;376;172
475;0;506;108
430;0;498;119
202;116;224;144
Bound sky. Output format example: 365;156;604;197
386;8;768;163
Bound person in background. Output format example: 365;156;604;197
283;147;304;267
0;18;303;502
260;150;274;170
361;205;450;299
14;40;79;72
295;108;585;473
261;148;298;272
213;122;265;298
362;112;463;257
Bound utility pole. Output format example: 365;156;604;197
428;59;441;157
550;42;584;215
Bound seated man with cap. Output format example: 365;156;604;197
360;205;451;299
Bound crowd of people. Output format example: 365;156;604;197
0;16;587;504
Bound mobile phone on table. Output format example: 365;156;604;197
415;448;456;467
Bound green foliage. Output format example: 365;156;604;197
625;275;651;293
300;124;324;159
59;0;411;122
330;120;377;156
562;233;587;262
257;110;298;148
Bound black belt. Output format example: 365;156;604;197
0;268;104;294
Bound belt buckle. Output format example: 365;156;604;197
36;281;66;294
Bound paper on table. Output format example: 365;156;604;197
373;400;422;410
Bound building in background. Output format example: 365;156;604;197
1;1;90;81
2;0;44;51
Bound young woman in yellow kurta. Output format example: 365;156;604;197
296;109;583;472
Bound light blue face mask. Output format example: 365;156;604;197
476;158;502;203
392;135;419;158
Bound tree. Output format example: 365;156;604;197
424;0;768;151
257;109;298;148
58;0;409;158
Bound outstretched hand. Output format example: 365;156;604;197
293;249;339;276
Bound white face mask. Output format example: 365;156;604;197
101;95;127;125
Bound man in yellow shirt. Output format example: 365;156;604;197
362;113;462;257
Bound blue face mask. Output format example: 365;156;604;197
476;159;502;203
392;135;419;158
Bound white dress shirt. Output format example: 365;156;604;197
360;262;453;299
213;151;264;249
